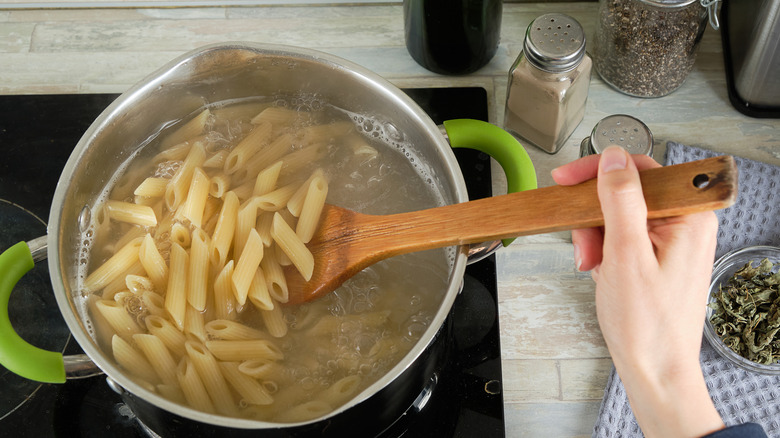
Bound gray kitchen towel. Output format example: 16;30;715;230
592;142;780;438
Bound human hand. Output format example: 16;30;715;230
551;146;724;438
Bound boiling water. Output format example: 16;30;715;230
78;95;456;422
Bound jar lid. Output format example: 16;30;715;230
524;13;586;72
589;114;653;155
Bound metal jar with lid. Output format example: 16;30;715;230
593;0;709;98
504;13;592;154
579;114;654;158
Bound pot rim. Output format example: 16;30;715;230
47;42;470;429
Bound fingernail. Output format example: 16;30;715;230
600;146;628;174
573;244;583;271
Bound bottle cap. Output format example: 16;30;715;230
524;13;586;73
580;114;654;157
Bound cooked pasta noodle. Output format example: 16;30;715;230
83;237;143;293
205;319;267;341
134;177;168;198
134;333;178;386
185;341;238;417
231;228;263;306
139;233;168;292
219;361;274;405
177;356;216;414
187;228;210;311
209;191;238;268
271;213;313;281
82;97;448;424
179;167;210;228
165;243;189;330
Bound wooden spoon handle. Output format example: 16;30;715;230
362;156;737;256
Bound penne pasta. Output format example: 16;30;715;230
205;319;267;341
134;177;169;198
161;108;211;149
271;213;313;281
165;141;206;211
255;212;274;247
261;300;288;338
83;237;143;293
219;361;274;405
224;122;272;176
145;315;187;359
141;291;166;317
184;304;207;343
237;359;286;381
202;149;227;169
296;172;328;243
139;233;168;293
100;261;145;300
205;339;284;362
247;267;273;311
209;191;239;269
156;383;187;406
125;274;153;295
185;341;237;416
213;260;237;321
231;228;263;306
165;243;189;330
279;144;327;178
179;167;210;228
241;133;294;180
170;222;191;248
234;198;260;259
94;299;142;342
112;334;160;385
253;161;283;197
315;375;361;407
177;356;216;414
187;228;210;311
209;175;230;199
253;183;298;212
275;401;332;423
82;98;433;423
133;333;178;386
250;106;301;126
153;139;192;163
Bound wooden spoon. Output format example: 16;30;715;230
285;155;737;304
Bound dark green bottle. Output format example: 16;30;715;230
403;0;502;75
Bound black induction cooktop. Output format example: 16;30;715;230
0;87;504;437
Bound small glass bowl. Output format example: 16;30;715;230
704;245;780;375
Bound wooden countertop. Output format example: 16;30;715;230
2;3;779;437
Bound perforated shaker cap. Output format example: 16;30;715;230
586;114;654;156
524;13;586;72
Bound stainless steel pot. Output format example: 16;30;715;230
0;43;536;435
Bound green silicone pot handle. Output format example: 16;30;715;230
0;241;66;383
443;119;538;246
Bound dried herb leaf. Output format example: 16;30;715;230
709;258;780;365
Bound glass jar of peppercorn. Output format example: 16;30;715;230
593;0;709;98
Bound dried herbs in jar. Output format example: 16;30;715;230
593;0;708;97
709;258;780;365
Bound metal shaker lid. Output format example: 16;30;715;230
588;114;653;155
524;13;586;72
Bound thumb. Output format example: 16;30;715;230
597;146;652;259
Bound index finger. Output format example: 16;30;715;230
551;153;661;186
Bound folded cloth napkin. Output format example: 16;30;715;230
592;142;780;437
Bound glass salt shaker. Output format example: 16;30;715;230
579;114;654;158
504;13;592;154
593;0;708;98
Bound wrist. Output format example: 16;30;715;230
615;358;725;438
